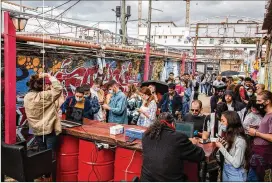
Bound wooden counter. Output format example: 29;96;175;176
58;119;217;182
62;119;216;161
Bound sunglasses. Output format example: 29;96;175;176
191;109;200;112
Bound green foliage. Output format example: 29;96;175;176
241;38;255;44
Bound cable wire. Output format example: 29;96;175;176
35;0;81;32
36;0;73;16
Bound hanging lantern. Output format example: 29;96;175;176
11;15;28;32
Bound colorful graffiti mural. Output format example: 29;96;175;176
15;52;143;146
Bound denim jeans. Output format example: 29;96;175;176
36;132;58;160
223;163;247;182
182;102;189;117
247;167;259;182
205;83;211;95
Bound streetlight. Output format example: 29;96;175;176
10;15;28;32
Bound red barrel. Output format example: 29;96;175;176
57;135;79;182
78;140;115;182
184;160;199;181
114;147;143;181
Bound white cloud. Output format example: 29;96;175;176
3;1;266;38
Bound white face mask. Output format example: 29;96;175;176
247;92;253;97
93;86;100;91
108;89;114;94
75;97;83;102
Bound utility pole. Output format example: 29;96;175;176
143;0;152;81
147;0;152;44
121;0;126;44
138;0;142;39
185;0;190;27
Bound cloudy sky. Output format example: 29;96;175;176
3;1;266;37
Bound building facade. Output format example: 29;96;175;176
139;21;260;74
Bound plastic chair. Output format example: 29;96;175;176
1;141;56;182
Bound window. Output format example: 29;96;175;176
173;36;176;39
184;41;188;44
151;36;153;38
159;36;162;39
165;36;167;39
179;36;183;39
209;38;214;44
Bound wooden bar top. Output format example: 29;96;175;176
62;119;217;161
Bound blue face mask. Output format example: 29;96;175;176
221;124;227;132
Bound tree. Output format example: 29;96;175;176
241;38;256;44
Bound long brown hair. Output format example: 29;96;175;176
127;84;137;98
140;87;155;107
222;111;250;169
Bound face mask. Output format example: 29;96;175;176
247;92;253;97
181;83;185;87
94;87;100;91
237;80;242;84
175;80;180;84
245;86;249;89
84;95;89;98
108;89;114;94
256;102;266;114
221;124;227;132
75;97;83;102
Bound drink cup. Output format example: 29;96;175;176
202;131;210;140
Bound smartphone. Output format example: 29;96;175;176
249;125;259;129
216;133;222;139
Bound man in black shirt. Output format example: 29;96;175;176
181;100;206;133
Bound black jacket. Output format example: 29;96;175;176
210;95;224;113
182;113;207;132
222;98;246;112
141;127;205;182
158;92;183;117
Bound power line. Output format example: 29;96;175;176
53;0;81;21
36;0;73;16
35;0;81;32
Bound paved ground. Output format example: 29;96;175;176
199;93;211;115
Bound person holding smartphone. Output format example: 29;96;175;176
137;87;157;127
215;111;250;182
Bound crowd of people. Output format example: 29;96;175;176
23;71;272;182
